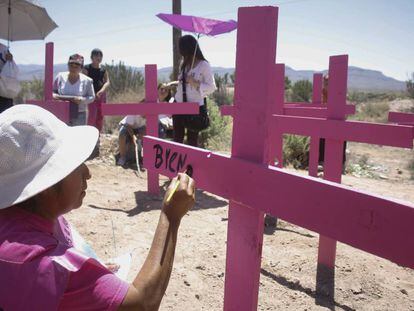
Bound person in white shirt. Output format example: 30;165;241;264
0;43;14;114
117;115;146;168
173;35;216;147
53;54;95;126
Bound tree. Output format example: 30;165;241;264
284;76;291;90
104;62;144;99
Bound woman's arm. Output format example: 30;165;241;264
119;173;195;311
97;70;110;96
198;62;216;97
187;62;216;97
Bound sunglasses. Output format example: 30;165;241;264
69;63;81;68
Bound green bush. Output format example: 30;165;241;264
291;80;312;102
15;78;44;104
105;61;144;101
212;73;233;106
199;99;232;151
282;134;310;169
103;90;144;134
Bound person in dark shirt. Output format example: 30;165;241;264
83;49;110;158
83;48;110;132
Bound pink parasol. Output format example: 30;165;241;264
156;13;237;36
157;13;237;69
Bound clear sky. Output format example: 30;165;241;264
3;0;413;81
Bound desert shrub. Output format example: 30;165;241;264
105;61;144;100
15;78;44;104
103;89;144;134
290;80;312;102
354;101;390;123
282;134;310;169
199;99;232;151
408;156;414;180
212;73;233;106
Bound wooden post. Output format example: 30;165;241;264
172;0;182;80
224;7;278;310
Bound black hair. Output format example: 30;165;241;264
91;48;103;58
178;35;207;72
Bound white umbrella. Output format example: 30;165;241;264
0;0;57;46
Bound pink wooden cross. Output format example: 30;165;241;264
388;111;414;138
26;42;71;123
101;64;199;195
220;71;356;173
143;6;414;310
272;54;413;272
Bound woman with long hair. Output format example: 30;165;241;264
173;35;216;147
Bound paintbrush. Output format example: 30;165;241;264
165;165;193;203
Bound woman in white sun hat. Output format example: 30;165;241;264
0;105;195;310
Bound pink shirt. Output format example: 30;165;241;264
0;207;129;310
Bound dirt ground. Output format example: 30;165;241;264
66;136;414;311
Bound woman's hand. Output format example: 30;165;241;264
186;75;200;91
96;90;104;99
162;173;195;223
70;97;83;105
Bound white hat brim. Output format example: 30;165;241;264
0;125;98;209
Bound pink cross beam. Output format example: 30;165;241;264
220;68;356;174
219;72;355;119
101;64;199;195
143;135;414;309
272;54;413;272
26;42;71;123
389;111;414;138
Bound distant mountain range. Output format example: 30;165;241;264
17;63;406;92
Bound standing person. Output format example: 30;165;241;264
83;48;110;132
0;104;195;310
0;43;15;113
53;54;95;126
173;35;216;147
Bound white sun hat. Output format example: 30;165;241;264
0;104;98;209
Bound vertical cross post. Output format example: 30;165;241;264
101;64;199;195
223;6;278;311
145;65;161;194
314;56;348;299
44;42;54;100
308;73;323;176
26;42;71;123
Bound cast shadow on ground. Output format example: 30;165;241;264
89;182;228;217
260;267;355;311
130;187;228;216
